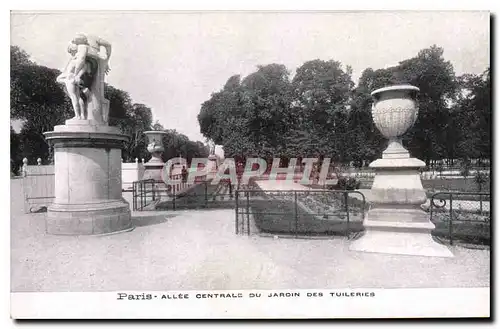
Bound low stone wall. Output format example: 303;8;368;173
122;162;145;191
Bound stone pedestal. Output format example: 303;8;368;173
349;84;452;257
349;157;453;257
44;120;134;235
142;159;167;203
142;131;169;202
143;158;165;182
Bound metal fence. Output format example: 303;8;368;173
429;191;491;246
132;179;237;211
235;189;367;237
132;179;163;211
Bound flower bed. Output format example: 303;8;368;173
431;212;490;246
245;183;367;237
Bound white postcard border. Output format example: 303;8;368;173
11;288;490;319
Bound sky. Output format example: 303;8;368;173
10;11;490;156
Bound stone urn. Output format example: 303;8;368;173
371;84;420;159
142;131;169;197
144;131;168;166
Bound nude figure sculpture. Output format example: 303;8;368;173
56;33;112;124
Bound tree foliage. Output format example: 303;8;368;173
198;45;490;166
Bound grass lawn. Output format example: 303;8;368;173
424;178;491;192
239;187;367;237
247;198;364;236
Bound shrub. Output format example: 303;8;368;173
329;177;361;190
473;171;489;192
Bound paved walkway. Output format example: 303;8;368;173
10;180;490;292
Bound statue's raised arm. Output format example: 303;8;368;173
91;35;112;74
95;36;112;62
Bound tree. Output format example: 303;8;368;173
452;69;490;161
152;120;164;131
200;46;489;168
290;60;354;162
240;64;294;159
11;45;32;66
10;126;22;174
105;84;134;129
397;45;458;164
11;45;73;162
199;66;294;161
159;129;209;163
119;103;154;162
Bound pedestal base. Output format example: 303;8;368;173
349;154;454;258
143;164;164;182
349;229;454;257
349;208;453;257
47;200;133;235
44;122;134;236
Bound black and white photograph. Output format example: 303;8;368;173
8;8;491;319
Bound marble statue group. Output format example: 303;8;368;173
56;33;112;124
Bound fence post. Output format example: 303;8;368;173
205;181;208;207
430;194;434;222
246;191;250;235
139;181;144;210
449;194;453;245
344;192;350;238
173;185;176;211
132;182;136;211
22;158;28;177
294;191;298;237
152;181;156;202
479;193;483;215
235;190;239;234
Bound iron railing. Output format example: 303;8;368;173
132;179;236;211
132;179;165;211
235;189;367;238
167;180;235;210
429;191;491;246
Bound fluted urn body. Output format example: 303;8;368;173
371;85;420;159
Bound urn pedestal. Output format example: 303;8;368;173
349;85;453;257
142;131;169;202
44;120;133;235
143;131;168;182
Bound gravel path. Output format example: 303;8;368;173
11;180;490;292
